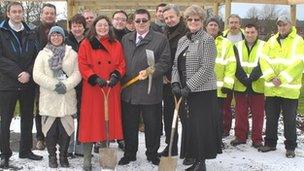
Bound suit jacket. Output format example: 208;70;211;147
172;29;217;92
121;29;171;104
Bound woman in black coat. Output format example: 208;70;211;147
171;5;222;171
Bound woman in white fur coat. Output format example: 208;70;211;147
33;26;81;168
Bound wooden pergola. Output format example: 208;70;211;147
24;0;304;25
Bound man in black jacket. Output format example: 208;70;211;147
112;10;129;42
159;3;188;160
119;9;171;166
0;2;42;168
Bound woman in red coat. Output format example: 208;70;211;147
77;15;126;170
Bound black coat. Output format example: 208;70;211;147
0;20;38;90
121;30;171;105
164;21;187;80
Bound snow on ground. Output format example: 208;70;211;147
5;117;304;171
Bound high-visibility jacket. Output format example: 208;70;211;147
234;39;265;94
214;35;236;98
260;27;304;99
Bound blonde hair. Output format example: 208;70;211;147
184;5;206;21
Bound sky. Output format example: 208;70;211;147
53;2;304;20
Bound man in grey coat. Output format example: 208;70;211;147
119;8;171;166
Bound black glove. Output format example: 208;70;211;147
96;77;107;87
180;86;191;97
171;83;181;96
55;82;67;94
108;72;120;87
221;87;232;94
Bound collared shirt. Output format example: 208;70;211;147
136;31;149;44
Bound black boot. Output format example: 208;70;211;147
186;159;206;171
49;155;58;168
0;158;9;168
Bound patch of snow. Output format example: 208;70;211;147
6;117;304;171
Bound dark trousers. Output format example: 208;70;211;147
122;101;161;159
218;98;225;139
35;89;44;141
46;118;70;158
162;84;177;150
0;89;35;159
235;93;264;143
264;97;297;150
223;92;233;135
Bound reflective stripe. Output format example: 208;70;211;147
237;41;263;68
217;81;224;87
262;69;274;78
224;77;234;84
215;56;236;65
265;82;301;89
215;58;228;65
280;71;293;83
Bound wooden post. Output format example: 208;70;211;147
225;0;232;28
213;2;219;16
290;4;296;26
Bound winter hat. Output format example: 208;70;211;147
205;17;220;26
276;15;291;25
48;26;65;39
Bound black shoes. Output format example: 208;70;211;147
183;158;195;166
117;140;125;151
159;146;178;157
19;152;43;160
230;139;246;146
147;156;160;165
0;158;9;168
118;156;136;165
186;160;206;171
258;146;276;152
285;150;295;158
252;142;263;149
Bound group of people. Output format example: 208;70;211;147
0;1;303;171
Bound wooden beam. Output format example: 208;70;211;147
290;4;296;26
213;2;220;16
225;0;232;28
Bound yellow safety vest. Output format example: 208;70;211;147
214;36;236;98
234;39;265;93
260;27;304;99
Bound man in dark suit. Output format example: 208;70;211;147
119;8;171;166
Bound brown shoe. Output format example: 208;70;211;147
286;150;295;158
230;139;246;146
252;142;263;149
258;146;276;152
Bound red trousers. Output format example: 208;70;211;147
223;92;233;135
234;93;265;143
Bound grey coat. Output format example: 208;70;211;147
172;29;217;92
121;30;171;105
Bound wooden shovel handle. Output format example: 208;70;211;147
121;75;139;89
101;88;111;121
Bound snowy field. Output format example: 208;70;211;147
4;117;304;171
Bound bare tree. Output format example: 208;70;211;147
0;1;10;20
23;1;43;24
259;5;281;20
246;6;259;19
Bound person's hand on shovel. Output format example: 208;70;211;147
138;69;148;80
108;72;120;87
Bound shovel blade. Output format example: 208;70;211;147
99;147;117;169
158;156;177;171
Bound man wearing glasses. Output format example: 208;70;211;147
119;8;171;166
112;10;129;42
